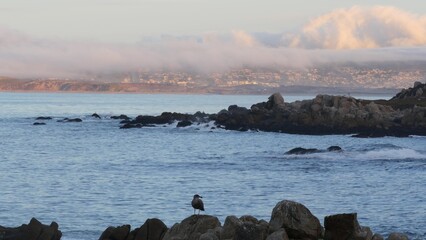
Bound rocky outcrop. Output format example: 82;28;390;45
0;218;62;240
162;215;221;240
120;112;211;129
269;200;322;240
112;83;426;136
214;89;426;136
98;218;168;240
392;81;426;100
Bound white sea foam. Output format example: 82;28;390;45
356;148;426;160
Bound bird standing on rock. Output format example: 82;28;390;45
192;194;204;215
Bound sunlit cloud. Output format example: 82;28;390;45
289;6;426;49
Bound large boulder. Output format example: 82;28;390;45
269;200;322;240
132;218;168;240
386;232;409;240
0;218;62;240
372;234;384;240
324;213;372;240
266;229;289;240
162;215;221;240
98;225;130;240
220;215;269;240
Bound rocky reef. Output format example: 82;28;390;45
116;82;426;137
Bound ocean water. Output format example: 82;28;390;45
0;92;425;240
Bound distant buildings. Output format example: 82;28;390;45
116;64;425;89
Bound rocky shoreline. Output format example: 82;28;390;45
0;199;411;240
116;82;426;137
32;82;426;138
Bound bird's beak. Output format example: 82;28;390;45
200;196;203;198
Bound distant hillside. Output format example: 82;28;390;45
0;78;399;95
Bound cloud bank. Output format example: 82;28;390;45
1;6;426;78
289;6;426;49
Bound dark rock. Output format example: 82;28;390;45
120;119;131;124
327;146;342;152
386;232;409;240
0;218;62;240
372;233;384;240
132;218;168;240
220;215;269;240
324;213;372;240
163;215;221;240
36;116;52;120
266;229;289;240
285;147;320;155
414;81;422;88
270;200;322;240
111;114;130;120
120;123;142;129
98;224;130;240
92;113;101;119
177;120;192;128
266;93;285;109
58;118;82;123
33;122;46;125
199;228;221;240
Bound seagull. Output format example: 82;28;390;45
192;194;205;215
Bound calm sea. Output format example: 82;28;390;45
0;92;425;240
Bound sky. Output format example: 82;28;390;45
1;0;426;78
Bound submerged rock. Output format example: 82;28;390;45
57;118;82;123
327;146;342;152
33;122;46;125
285;146;343;154
285;147;320;155
36;116;52;120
